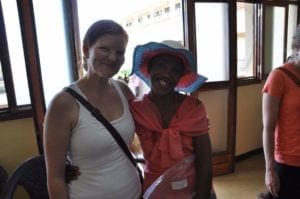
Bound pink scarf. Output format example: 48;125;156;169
130;94;209;169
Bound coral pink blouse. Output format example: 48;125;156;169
130;94;209;190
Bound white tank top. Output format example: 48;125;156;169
67;79;141;199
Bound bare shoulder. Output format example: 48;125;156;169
48;90;77;112
115;79;136;102
44;90;79;129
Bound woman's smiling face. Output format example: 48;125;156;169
149;54;185;96
84;34;127;78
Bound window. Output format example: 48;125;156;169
237;2;257;78
126;20;134;27
0;63;7;108
195;3;230;82
175;3;181;11
286;4;298;60
154;9;162;17
32;0;73;107
0;0;31;118
0;0;76;121
263;6;285;74
164;7;170;14
2;0;31;106
195;1;297;82
138;16;143;23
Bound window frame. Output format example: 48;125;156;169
0;1;33;120
261;0;299;79
192;0;299;87
1;0;297;118
0;0;79;154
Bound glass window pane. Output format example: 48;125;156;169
195;3;229;82
33;0;73;107
237;3;255;78
2;0;30;106
287;5;298;60
264;6;285;73
77;0;184;96
0;63;8;108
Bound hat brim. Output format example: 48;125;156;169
131;42;207;93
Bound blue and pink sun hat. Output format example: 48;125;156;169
131;40;207;93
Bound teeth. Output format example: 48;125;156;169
159;79;168;87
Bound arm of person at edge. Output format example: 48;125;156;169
44;91;78;199
192;133;213;199
262;93;280;198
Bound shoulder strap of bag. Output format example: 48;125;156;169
276;67;300;87
63;87;144;187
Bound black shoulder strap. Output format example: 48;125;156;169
276;67;300;87
63;87;144;186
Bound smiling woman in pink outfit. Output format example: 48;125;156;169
130;40;215;199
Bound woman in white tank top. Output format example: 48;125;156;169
43;20;141;199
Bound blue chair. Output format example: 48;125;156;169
0;155;49;199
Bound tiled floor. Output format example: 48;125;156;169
213;153;266;199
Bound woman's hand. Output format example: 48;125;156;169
265;167;280;198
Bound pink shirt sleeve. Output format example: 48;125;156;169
262;69;286;99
